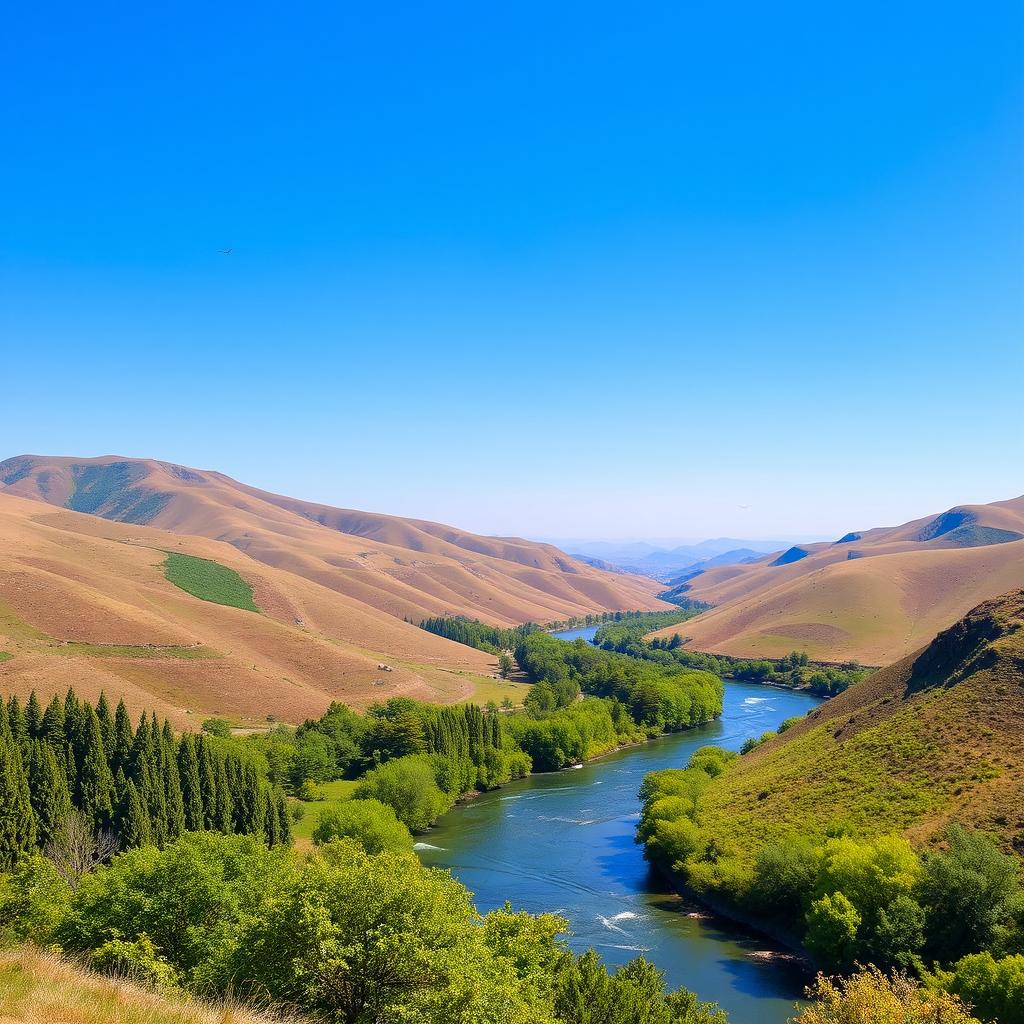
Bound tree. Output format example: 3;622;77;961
201;717;232;738
793;967;978;1024
0;735;36;870
353;755;452;832
76;706;114;831
44;810;119;889
942;951;1024;1024
176;734;203;831
312;798;413;854
26;740;72;848
805;892;862;972
499;653;514;678
920;825;1021;964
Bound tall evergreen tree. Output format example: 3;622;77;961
214;757;233;833
177;734;203;831
111;699;133;776
95;692;114;753
161;724;185;839
24;691;42;739
76;705;114;831
197;735;218;829
7;695;26;742
274;788;293;847
27;739;72;848
0;735;36;870
115;773;152;849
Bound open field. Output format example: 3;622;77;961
288;779;359;844
163;552;259;611
652;494;1024;665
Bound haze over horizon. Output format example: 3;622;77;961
3;2;1022;538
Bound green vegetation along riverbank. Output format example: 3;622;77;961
636;590;1024;1024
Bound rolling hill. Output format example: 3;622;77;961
687;588;1024;861
651;494;1024;665
0;455;668;724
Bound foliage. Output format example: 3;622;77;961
792;966;979;1024
312;798;413;854
162;552;258;612
419;615;542;654
938;951;1024;1024
0;687;291;874
1;830;725;1024
353;754;454;832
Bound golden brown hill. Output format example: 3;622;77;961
652;494;1024;664
1;455;667;626
0;490;511;725
691;589;1024;865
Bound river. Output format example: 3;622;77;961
416;631;822;1023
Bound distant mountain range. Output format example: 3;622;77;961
559;537;799;581
651;492;1024;665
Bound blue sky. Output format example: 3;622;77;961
2;2;1022;540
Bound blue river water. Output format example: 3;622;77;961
416;635;822;1023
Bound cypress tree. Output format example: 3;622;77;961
0;735;36;870
25;691;42;739
116;774;152;850
111;699;133;776
274;789;293;847
128;712;153;784
197;736;218;829
0;698;9;740
77;705;114;831
264;785;280;846
27;739;72;848
40;694;65;750
161;726;185;840
7;695;26;742
63;688;83;758
214;757;233;833
96;692;113;752
143;755;168;846
177;734;203;831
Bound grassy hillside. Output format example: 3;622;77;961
687;589;1024;871
0;491;503;726
0;947;272;1024
163;552;259;611
0;454;669;628
650;494;1024;664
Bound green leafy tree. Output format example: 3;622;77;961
805;892;862;972
312;798;413;854
941;951;1024;1024
920;825;1022;964
353;755;453;832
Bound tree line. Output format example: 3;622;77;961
418;615;542;654
0;689;291;873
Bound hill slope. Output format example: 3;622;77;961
695;589;1024;861
651;495;1024;664
0;491;508;725
1;455;667;627
0;946;271;1024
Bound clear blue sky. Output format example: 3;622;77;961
2;2;1022;540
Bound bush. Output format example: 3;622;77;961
794;966;978;1023
353;755;453;832
90;934;181;991
942;951;1024;1024
312;799;413;855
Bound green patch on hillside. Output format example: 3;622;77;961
289;779;358;843
163;552;259;611
0;652;12;664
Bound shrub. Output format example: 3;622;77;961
312;799;413;855
353;755;453;832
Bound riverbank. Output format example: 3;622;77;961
416;681;823;1024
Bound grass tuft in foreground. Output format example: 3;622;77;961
163;553;258;612
0;946;279;1024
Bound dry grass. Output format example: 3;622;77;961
0;947;288;1024
652;499;1024;665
